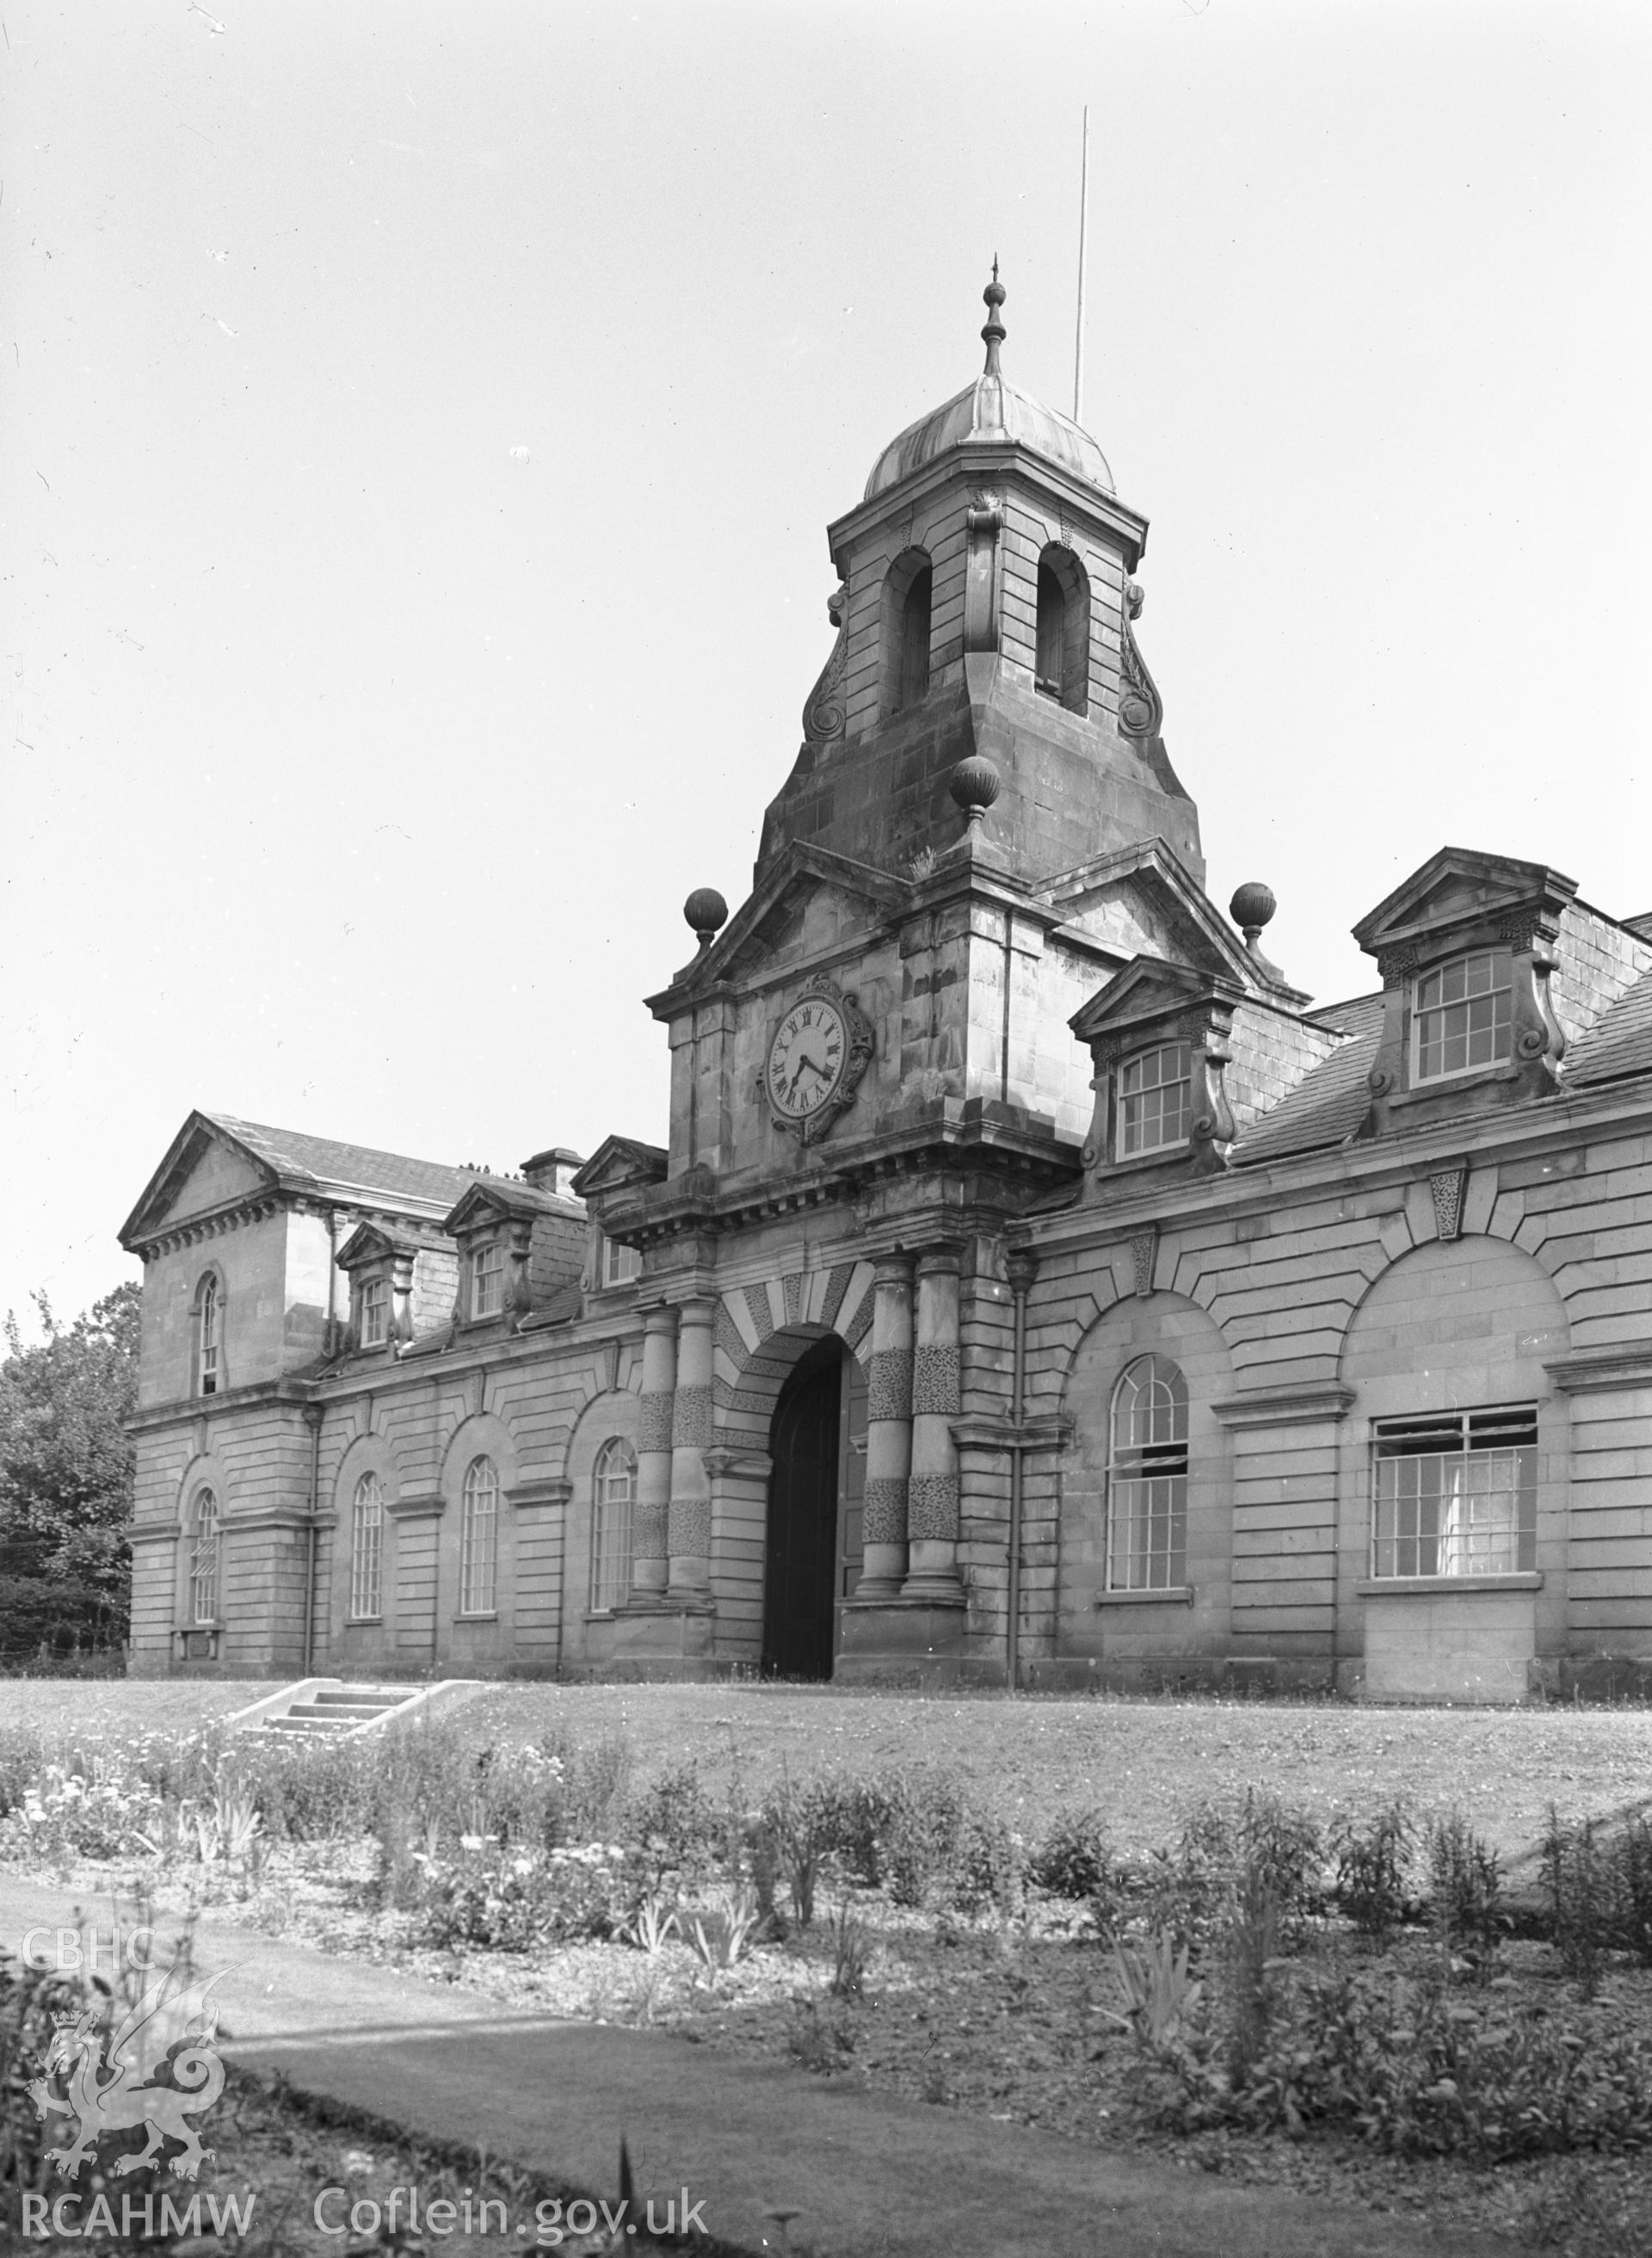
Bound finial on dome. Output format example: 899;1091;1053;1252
981;261;1006;377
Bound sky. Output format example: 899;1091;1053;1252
4;0;1649;1335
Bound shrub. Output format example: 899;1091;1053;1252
1160;1958;1652;2160
418;1843;627;1953
1543;1807;1652;1980
1426;1809;1505;1962
1136;1792;1322;1956
624;1763;723;1888
1330;1802;1415;1944
877;1770;968;1909
948;1806;1024;1921
1027;1806;1113;1900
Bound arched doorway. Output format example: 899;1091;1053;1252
762;1338;845;1679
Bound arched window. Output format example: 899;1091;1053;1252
883;549;933;716
189;1489;220;1624
350;1472;384;1619
1106;1356;1188;1590
197;1274;221;1397
1033;544;1089;713
589;1439;636;1612
459;1454;499;1615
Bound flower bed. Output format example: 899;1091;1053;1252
5;1704;1652;2257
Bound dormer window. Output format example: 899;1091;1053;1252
1118;1043;1192;1158
359;1277;390;1348
602;1235;640;1289
1413;951;1512;1083
471;1239;504;1320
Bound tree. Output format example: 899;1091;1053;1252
0;1282;139;1659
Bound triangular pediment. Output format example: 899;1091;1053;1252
120;1112;280;1248
648;843;909;1014
443;1177;560;1236
1037;839;1303;1001
1353;847;1579;956
336;1219;428;1270
570;1135;668;1201
1069;956;1244;1044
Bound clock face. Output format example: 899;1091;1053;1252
767;995;850;1120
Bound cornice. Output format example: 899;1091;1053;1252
1213;1382;1356;1428
128;1194;287;1261
385;1492;445;1521
126;1377;319;1434
825;444;1149;566
950;1413;1074;1453
506;1478;573;1509
1544;1342;1652;1395
1019;1075;1652;1264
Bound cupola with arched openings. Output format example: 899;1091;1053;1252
759;267;1204;890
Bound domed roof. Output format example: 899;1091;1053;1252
864;270;1114;502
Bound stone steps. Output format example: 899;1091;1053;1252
226;1677;485;1740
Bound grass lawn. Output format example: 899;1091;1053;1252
8;1678;1650;1860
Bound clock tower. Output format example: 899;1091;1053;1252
575;274;1259;1681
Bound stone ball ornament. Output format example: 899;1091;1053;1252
1230;882;1278;946
684;887;730;950
949;755;1002;824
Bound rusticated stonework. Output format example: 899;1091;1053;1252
743;1283;775;1342
817;1263;854;1331
906;1471;960;1539
667;1496;711;1557
862;1476;908;1545
671;1385;713;1450
638;1393;675;1455
911;1345;961;1416
632;1498;668;1558
866;1348;913;1422
714;1300;745;1373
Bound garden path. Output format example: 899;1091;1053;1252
0;1881;1520;2258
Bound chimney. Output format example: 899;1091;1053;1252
521;1146;587;1199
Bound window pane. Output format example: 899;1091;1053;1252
460;1457;498;1613
1415;953;1512;1082
190;1490;219;1623
1372;1410;1536;1577
1119;1045;1192;1158
1107;1357;1190;1589
351;1472;384;1618
590;1440;635;1611
473;1245;502;1318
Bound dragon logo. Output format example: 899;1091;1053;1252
28;1965;227;2183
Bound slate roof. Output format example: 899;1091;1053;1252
203;1113;483;1213
1566;968;1652;1089
1232;994;1384;1167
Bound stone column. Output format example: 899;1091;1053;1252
667;1297;717;1601
857;1253;915;1600
903;1244;965;1603
632;1303;678;1601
